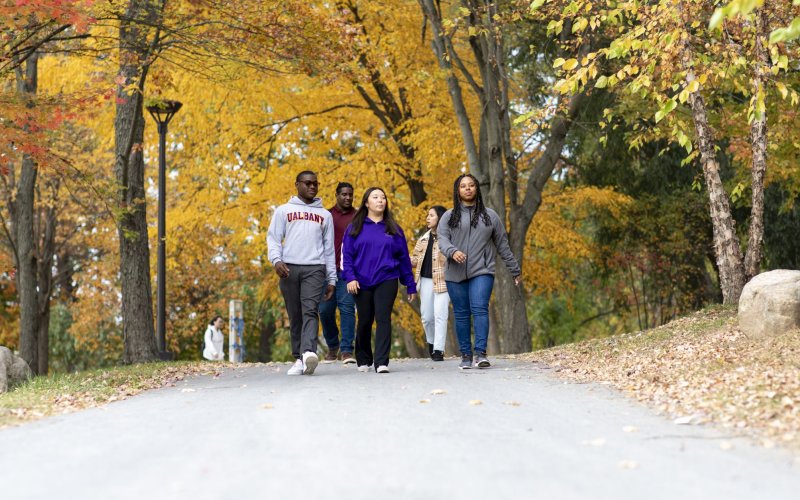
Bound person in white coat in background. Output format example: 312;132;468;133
203;316;225;361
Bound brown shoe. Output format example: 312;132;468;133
341;352;356;364
323;348;339;363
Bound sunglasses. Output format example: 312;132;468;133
298;181;319;187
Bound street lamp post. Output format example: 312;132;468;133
146;99;182;361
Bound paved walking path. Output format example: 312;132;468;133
1;358;798;499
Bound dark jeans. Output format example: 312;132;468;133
354;279;398;369
278;264;326;359
446;274;494;355
318;274;356;353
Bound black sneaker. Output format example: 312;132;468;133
432;350;444;362
459;353;473;370
475;352;490;368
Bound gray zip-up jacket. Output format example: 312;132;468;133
267;196;336;285
437;205;520;283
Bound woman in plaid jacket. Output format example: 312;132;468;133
410;206;449;361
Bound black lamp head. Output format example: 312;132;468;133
146;99;182;125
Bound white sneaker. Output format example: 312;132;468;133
287;359;303;376
376;365;389;374
302;351;319;375
357;365;370;372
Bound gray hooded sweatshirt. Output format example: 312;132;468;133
437;205;521;283
267;196;336;286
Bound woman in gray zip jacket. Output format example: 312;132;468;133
437;174;521;369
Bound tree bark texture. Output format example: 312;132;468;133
35;193;57;375
744;10;770;281
14;53;40;374
115;0;162;363
686;83;746;304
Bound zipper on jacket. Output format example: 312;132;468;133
465;209;471;281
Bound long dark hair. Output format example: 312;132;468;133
428;205;447;234
209;315;223;326
449;174;491;229
349;187;400;237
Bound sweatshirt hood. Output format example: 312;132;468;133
288;195;323;208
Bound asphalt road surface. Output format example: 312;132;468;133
1;357;798;500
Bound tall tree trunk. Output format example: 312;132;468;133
259;316;275;362
422;0;595;353
36;196;57;375
744;10;770;280
15;53;40;373
686;75;746;304
418;0;481;173
115;0;162;363
397;324;425;358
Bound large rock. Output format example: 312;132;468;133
739;270;800;339
0;346;11;393
0;346;32;394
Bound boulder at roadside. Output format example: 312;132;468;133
739;269;800;339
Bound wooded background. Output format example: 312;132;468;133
1;0;798;374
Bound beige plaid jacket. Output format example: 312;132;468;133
410;230;447;293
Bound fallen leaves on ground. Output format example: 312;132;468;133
0;362;226;428
517;306;800;451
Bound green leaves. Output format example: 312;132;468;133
529;0;547;14
709;0;764;30
770;17;800;44
654;99;677;123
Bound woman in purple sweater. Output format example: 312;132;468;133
342;187;417;374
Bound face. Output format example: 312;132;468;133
365;189;387;214
295;174;319;201
213;318;224;329
458;176;477;203
426;209;439;230
336;187;354;210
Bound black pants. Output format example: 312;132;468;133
354;279;398;369
278;264;326;359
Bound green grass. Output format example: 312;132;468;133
1;361;220;428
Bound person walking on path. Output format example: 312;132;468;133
203;315;225;361
437;174;521;370
410;205;449;362
342;187;417;374
267;171;336;376
318;182;357;364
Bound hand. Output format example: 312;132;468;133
407;293;417;302
452;250;467;264
347;280;360;295
274;261;290;278
514;275;521;286
324;284;335;301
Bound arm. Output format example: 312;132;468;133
341;226;355;283
266;206;286;266
410;236;426;269
322;214;337;286
436;210;457;259
491;211;521;277
396;229;417;294
204;328;216;355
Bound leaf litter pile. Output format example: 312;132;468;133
518;306;800;450
0;362;225;428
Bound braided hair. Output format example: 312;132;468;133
448;174;492;229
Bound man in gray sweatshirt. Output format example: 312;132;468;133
267;171;336;375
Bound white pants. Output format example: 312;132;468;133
419;277;450;352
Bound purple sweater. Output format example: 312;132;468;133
342;218;417;293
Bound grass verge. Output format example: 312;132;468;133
0;361;226;428
517;305;800;450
